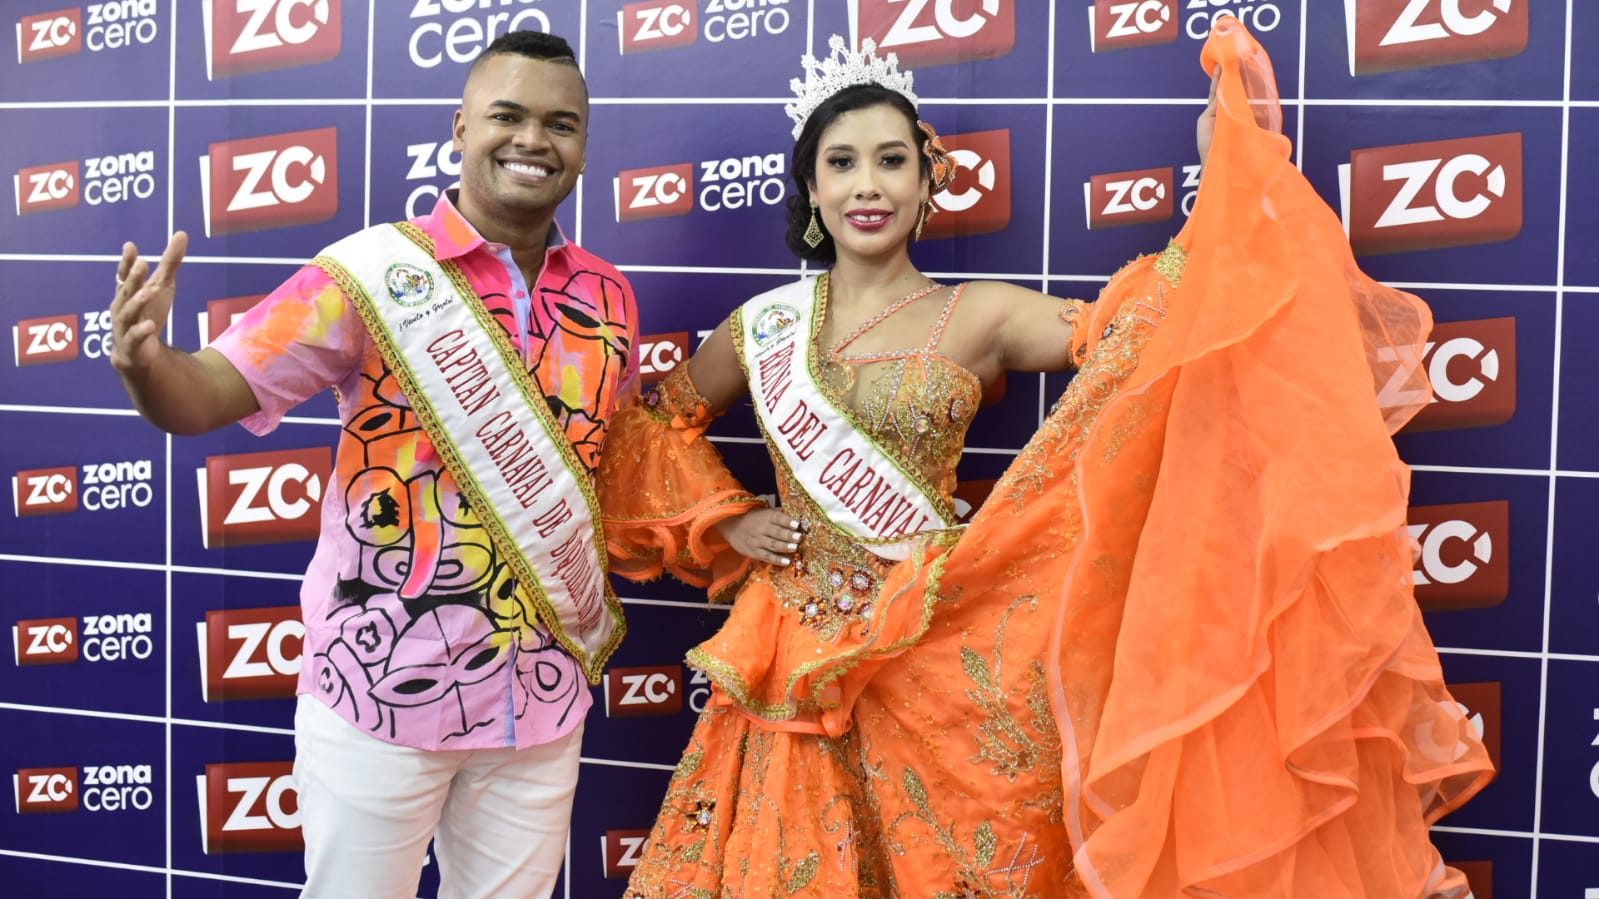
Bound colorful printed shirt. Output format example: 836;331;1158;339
213;190;640;751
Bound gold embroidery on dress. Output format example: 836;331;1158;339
1001;252;1178;509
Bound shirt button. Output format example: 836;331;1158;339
514;290;526;299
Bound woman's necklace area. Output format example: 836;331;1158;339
825;271;943;359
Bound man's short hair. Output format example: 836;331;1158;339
474;31;579;71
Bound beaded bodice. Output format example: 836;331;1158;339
745;277;982;639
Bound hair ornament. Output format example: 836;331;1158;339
785;35;919;139
918;120;955;195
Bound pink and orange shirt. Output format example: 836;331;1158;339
213;191;640;751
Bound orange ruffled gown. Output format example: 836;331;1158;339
598;19;1492;898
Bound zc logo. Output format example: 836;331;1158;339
15;2;159;62
602;828;652;878
199;294;267;349
204;0;344;80
1090;0;1178;51
1342;132;1523;256
199;447;332;548
1085;166;1176;229
853;0;1014;67
615;163;695;221
1408;500;1510;611
16;764;154;813
198;606;304;701
639;332;690;385
199;761;303;853
13;466;79;516
14;614;154;665
922;129;1011;240
17;9;82;62
14;314;79;365
14;161;80;215
14;767;79;813
1347;0;1527;76
1401;316;1516;433
619;0;696;53
13;617;79;665
200;127;339;237
604;664;684;717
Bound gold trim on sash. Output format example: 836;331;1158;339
314;222;624;684
735;276;956;560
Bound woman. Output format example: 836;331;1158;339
600;20;1491;898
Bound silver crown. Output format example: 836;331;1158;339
785;35;918;139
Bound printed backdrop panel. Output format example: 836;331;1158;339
172;104;368;262
167;420;339;575
3;260;153;411
584;101;797;270
1556;297;1599;472
4;561;167;718
1392;287;1554;472
1409;470;1549;656
172;0;371;101
1432;652;1540;834
172;570;304;728
2;411;168;564
1298;103;1563;286
1053;0;1302;99
586;0;813;99
372;0;584;100
1302;0;1562;101
1535;658;1599;840
2;106;169;256
1;0;169;101
1561;108;1599;288
0;708;168;866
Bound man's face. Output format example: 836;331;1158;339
453;54;588;225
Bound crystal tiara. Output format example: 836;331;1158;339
784;35;919;139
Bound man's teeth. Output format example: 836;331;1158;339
504;161;552;177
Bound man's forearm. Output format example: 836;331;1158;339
117;347;259;435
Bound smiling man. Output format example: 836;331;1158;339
108;32;638;899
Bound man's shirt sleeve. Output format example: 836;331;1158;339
210;265;364;435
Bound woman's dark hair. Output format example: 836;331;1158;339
785;84;931;263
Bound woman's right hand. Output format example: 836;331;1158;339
716;506;805;566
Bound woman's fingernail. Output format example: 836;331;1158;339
788;542;798;550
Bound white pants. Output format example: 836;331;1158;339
293;695;582;899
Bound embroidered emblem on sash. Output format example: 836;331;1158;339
385;263;434;306
752;303;800;346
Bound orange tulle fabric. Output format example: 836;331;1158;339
601;19;1492;898
599;370;766;600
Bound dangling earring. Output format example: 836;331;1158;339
914;204;928;242
804;203;825;249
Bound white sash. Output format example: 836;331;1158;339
315;223;623;684
739;278;956;561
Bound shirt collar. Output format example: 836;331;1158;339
425;188;569;262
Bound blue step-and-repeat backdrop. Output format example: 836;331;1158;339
2;1;1595;896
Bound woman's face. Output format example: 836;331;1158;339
809;103;929;262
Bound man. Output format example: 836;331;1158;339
109;32;636;899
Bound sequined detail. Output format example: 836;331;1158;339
745;276;982;639
1153;239;1187;287
687;799;717;832
640;365;717;430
